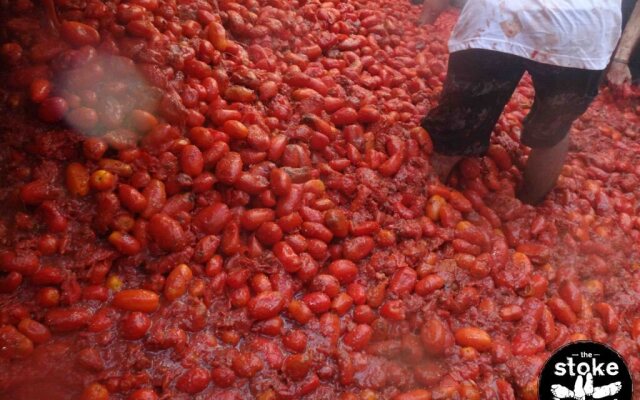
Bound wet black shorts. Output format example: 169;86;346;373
421;49;604;156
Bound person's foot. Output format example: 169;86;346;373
516;185;549;205
430;153;463;183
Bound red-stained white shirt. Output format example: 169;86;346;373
449;0;622;70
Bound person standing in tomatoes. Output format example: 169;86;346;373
610;0;640;86
416;0;638;204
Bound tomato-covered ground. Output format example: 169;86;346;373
1;1;640;399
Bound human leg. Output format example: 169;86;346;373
430;153;464;182
421;49;524;182
518;62;603;204
518;134;570;204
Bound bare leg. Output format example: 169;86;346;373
430;153;463;183
44;0;60;30
517;134;570;205
417;0;448;25
418;4;433;25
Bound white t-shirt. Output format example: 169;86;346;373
448;0;623;70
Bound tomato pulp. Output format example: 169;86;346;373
1;1;640;399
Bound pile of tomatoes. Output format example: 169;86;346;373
1;0;639;399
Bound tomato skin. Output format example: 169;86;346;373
388;267;417;296
194;203;231;234
270;168;292;196
547;297;578;326
176;367;210;394
1;1;638;398
223;120;249;140
17;319;51;344
80;383;109;400
128;389;159;400
342;236;375;261
118;184;147;212
420;319;453;357
38;97;68;122
164;264;193;301
241;208;275;231
108;231;142;255
44;307;91;333
273;241;301;272
180;144;204;177
141;180;167;219
60;21;100;47
208;21;228;51
112;289;159;313
343;324;373;351
148;213;186;252
455;327;493;352
247;291;285;320
215;152;243;185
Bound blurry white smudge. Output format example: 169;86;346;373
57;52;160;146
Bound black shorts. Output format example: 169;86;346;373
421;49;604;156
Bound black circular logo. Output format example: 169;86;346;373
539;341;632;400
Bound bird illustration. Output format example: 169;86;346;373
550;373;622;400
